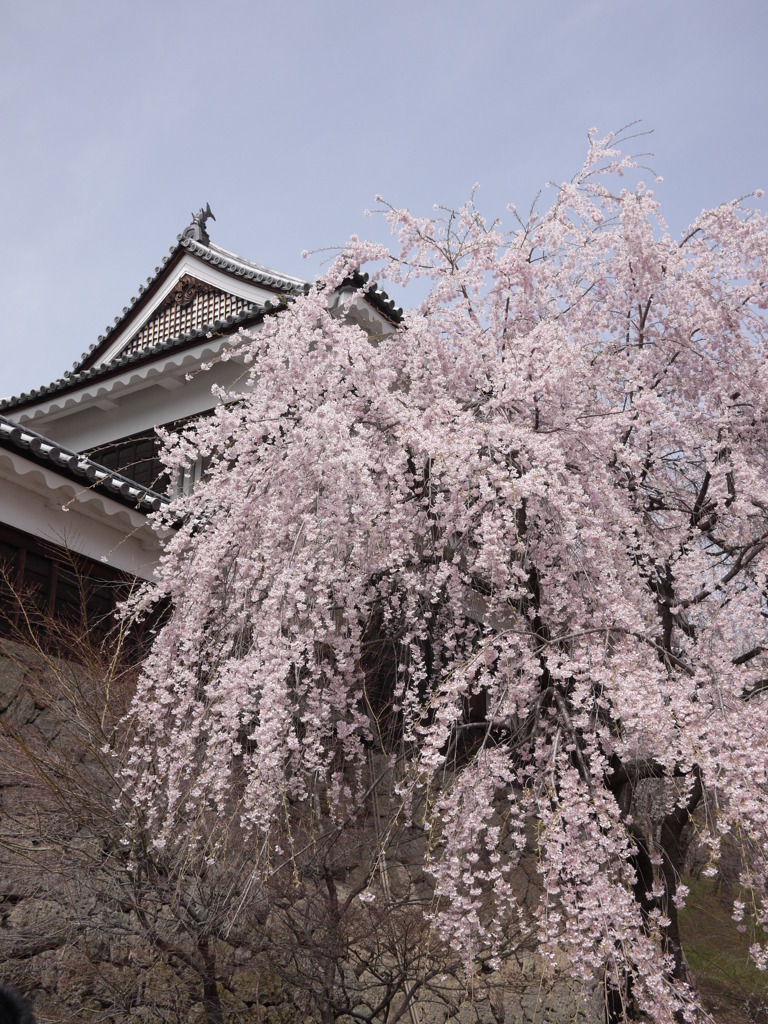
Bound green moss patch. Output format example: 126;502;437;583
678;876;768;1023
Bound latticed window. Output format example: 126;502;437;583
122;276;255;356
85;416;210;496
88;432;168;492
0;524;124;635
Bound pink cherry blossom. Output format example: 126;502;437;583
123;129;768;1022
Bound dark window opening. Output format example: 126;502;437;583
0;524;133;650
84;415;210;496
86;431;168;492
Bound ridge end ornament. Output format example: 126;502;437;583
182;203;216;245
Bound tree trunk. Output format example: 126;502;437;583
199;940;225;1024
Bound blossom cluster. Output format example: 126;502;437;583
123;130;768;1021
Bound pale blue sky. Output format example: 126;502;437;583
1;0;766;397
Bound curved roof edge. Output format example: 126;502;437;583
0;415;167;514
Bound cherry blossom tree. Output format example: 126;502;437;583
123;129;768;1022
2;588;478;1024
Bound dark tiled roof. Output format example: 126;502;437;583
0;226;403;415
0;415;168;514
192;239;307;291
0;300;280;413
345;271;404;322
72;237;309;374
0;220;314;414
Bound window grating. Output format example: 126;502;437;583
122;276;255;357
0;524;127;638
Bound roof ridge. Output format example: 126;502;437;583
205;241;308;286
179;237;308;291
80;240;183;368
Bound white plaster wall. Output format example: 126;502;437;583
0;450;162;580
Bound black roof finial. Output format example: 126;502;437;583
182;203;215;245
